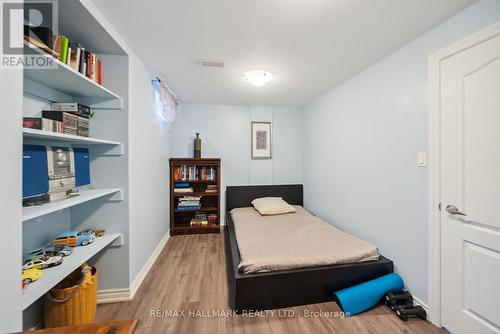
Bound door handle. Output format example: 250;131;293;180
446;205;467;216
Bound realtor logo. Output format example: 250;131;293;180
1;0;57;69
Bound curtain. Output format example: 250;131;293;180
152;77;178;122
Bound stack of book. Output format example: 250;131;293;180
78;117;89;137
177;196;201;211
173;182;193;194
207;213;218;224
22;103;92;137
42;111;78;135
174;165;217;181
52;102;91;137
25;28;105;85
205;185;217;193
41;118;63;133
23;117;42;130
52;35;103;85
24;116;64;133
191;213;208;226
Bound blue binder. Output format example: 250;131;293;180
73;147;90;186
23;145;48;199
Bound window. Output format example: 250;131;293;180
152;77;178;122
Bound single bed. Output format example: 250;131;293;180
225;184;393;312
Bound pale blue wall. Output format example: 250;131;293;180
172;103;303;219
302;0;500;304
128;53;172;283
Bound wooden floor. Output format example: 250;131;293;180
95;231;443;334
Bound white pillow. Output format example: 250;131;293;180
251;197;296;215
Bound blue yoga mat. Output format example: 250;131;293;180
334;273;404;316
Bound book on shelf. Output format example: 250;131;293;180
53;35;69;64
176;205;201;211
69;44;81;71
78;47;86;74
178;200;200;207
66;45;72;65
42;111;78;136
49;35;103;85
23;117;42;130
41;118;64;133
205;185;217;193
77;116;89;137
174;165;217;181
207;213;218;223
191;213;209;226
174;187;193;193
178;196;201;208
24;28;104;85
179;196;201;202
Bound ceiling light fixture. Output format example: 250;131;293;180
244;70;273;87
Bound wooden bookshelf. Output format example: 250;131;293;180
169;158;221;236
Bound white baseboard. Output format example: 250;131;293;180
97;231;170;304
97;288;131;304
413;295;429;311
129;231;170;299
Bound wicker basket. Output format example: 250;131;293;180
44;263;98;328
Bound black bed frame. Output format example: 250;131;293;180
225;184;393;312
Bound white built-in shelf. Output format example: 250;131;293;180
22;233;120;310
23;188;122;222
24;47;121;101
23;128;122;147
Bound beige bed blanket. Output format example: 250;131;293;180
230;206;380;274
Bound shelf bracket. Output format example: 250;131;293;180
91;143;124;156
110;234;124;247
102;143;124;156
108;189;124;202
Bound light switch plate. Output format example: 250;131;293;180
417;152;427;167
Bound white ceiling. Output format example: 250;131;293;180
92;0;474;107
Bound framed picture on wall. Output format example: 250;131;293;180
251;121;272;159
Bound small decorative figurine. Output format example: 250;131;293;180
194;133;201;158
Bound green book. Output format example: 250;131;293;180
60;36;69;64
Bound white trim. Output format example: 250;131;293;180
427;21;500;327
129;231;170;299
97;288;131;304
97;231;170;304
412;295;429;312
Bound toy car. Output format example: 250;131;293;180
94;229;105;237
52;244;73;256
30;244;73;258
52;230;95;247
80;229;96;236
22;268;43;284
22;255;63;270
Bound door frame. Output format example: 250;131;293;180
427;21;500;327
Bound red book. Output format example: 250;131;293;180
97;59;102;85
88;52;93;80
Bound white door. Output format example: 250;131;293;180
440;28;500;334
